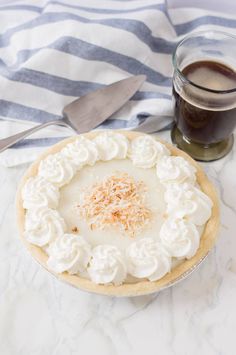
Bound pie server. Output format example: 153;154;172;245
0;75;146;153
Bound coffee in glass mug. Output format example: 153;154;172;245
172;31;236;161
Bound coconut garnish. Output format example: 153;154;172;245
78;173;152;237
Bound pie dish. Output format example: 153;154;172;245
16;130;220;296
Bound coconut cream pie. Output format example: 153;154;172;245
16;131;219;296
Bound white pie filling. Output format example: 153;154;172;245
22;132;213;285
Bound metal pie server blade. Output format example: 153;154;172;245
62;75;146;133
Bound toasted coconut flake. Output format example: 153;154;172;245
78;173;152;237
71;226;79;233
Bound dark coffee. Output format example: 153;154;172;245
173;61;236;144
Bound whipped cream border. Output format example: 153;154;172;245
21;131;213;285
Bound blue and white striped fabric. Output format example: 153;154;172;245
0;0;236;166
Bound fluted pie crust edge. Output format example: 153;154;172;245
16;130;220;297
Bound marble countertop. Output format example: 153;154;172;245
0;131;235;355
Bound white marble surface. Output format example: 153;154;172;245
0;131;236;355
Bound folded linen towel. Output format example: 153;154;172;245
0;0;235;166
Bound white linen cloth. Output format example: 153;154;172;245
0;0;235;166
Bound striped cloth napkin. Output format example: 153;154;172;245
0;0;235;166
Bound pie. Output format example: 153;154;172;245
16;130;220;296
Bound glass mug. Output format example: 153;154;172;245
171;30;236;161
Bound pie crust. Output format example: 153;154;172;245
16;130;220;296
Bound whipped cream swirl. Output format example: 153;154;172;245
38;153;75;187
88;245;127;285
156;156;196;185
93;131;129;160
47;234;91;274
160;218;200;259
129;135;170;168
61;136;98;168
24;207;66;246
22;176;59;210
126;238;171;281
165;183;213;225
